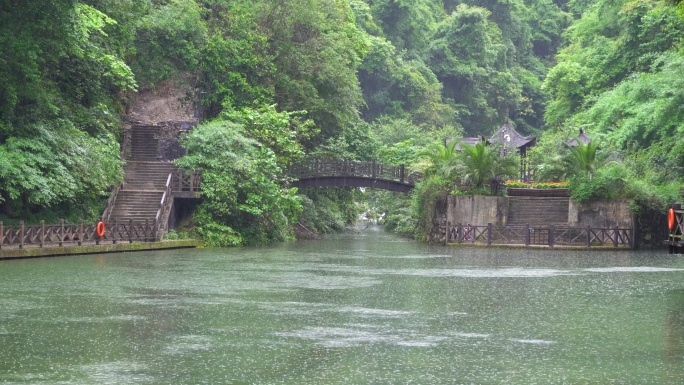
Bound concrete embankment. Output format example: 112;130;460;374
0;240;201;260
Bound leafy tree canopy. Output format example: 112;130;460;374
176;120;301;245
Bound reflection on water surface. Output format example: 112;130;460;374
1;225;684;384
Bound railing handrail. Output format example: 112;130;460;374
171;169;202;193
443;222;634;248
101;182;123;224
288;158;422;186
154;173;175;241
0;219;158;249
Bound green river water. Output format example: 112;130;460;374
1;225;684;384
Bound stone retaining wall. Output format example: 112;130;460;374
446;195;508;226
442;195;633;229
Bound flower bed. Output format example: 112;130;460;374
504;180;569;197
506;188;569;197
504;180;569;189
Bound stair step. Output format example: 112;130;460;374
117;191;165;195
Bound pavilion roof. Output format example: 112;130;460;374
489;123;536;150
567;129;591;147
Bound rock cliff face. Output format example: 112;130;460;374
125;77;199;161
126;77;197;125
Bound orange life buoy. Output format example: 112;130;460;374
668;208;676;231
96;221;106;238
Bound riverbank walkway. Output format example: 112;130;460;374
0;239;201;260
0;219;201;260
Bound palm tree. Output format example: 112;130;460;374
458;142;518;189
419;140;460;179
564;140;601;180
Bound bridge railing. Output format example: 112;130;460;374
289;159;422;185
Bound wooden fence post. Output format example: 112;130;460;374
400;164;405;184
630;226;635;249
39;220;45;248
0;221;3;250
372;160;377;179
78;220;83;246
586;225;591;248
113;218;118;244
128;219;133;243
19;221;24;249
525;224;530;246
548;225;555;248
59;219;64;247
487;223;492;246
457;223;462;243
613;226;619;247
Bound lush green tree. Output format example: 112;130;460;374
131;0;207;88
0;123;122;216
563;140;602;179
368;0;444;54
297;187;362;234
257;0;368;146
223;104;316;167
416;140;517;190
523;0;573;60
349;0;383;35
427;4;523;135
176;120;301;246
543;0;684;125
0;0;133;218
457;142;518;189
438;0;566;133
358;36;455;128
198;1;273;116
576;52;684;151
419;140;461;180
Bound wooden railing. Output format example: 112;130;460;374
101;182;123;224
155;173;174;241
172;170;202;192
0;219;157;249
443;222;634;248
288;159;422;185
121;127;132;160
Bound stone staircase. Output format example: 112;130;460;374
105;125;177;226
129;125;160;161
507;197;570;225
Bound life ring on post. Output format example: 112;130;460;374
96;221;106;238
668;208;676;231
